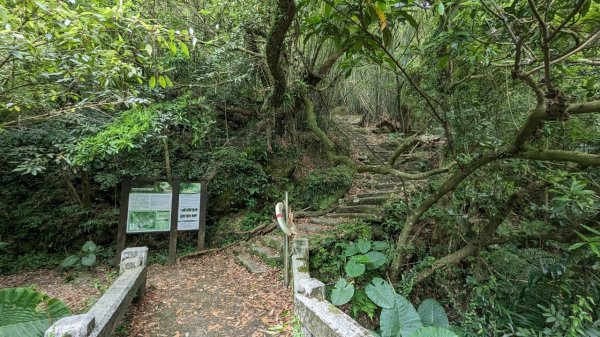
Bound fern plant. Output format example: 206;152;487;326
0;287;70;337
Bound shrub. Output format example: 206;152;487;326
297;165;354;211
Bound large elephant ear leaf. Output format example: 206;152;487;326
407;327;458;337
365;277;395;309
417;299;450;328
0;287;70;337
330;279;355;306
380;294;423;337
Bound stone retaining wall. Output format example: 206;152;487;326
292;238;373;337
45;247;148;337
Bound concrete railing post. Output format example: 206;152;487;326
45;247;149;337
291;237;373;337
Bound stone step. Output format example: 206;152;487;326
336;204;380;214
346;195;387;205
296;223;337;234
356;174;406;184
250;244;281;267
355;189;401;198
324;212;376;220
259;234;284;252
235;253;268;273
375;182;404;190
306;217;348;226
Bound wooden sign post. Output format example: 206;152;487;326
115;178;208;266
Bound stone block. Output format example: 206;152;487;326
119;256;143;272
297;278;325;300
45;314;94;337
295;294;373;337
292;237;309;256
120;247;148;268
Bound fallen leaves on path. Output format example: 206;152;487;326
124;248;294;337
0;267;114;313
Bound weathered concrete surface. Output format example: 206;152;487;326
291;237;373;337
44;314;94;337
291;237;310;294
235;253;268;273
88;267;146;337
45;247;148;337
295;294;374;337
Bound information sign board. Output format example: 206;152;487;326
126;182;173;233
178;182;201;231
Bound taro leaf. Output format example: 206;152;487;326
351;254;371;264
357;239;371;254
365;277;395;309
381;294;423;337
60;255;79;268
0;287;70;337
372;241;389;251
81;254;96;267
345;259;366;278
82;240;96;253
345;243;359;257
366;251;387;269
417;299;450;328
407;327;458;337
331;279;355;306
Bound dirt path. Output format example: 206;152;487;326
123;248;294;337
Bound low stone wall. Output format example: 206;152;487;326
292;238;373;337
45;247;148;337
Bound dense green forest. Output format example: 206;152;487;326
1;0;599;335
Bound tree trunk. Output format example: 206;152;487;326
81;169;91;208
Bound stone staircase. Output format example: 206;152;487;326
294;118;412;237
234;116;422;273
234;232;285;273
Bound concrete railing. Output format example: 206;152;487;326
45;247;148;337
292;238;373;337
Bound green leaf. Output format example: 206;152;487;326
158;75;167;88
145;43;153;56
437;2;445;16
407;327;458;337
372;241;389;251
81;254;96;266
149;75;156;89
60;255;79;268
82;240;96;253
357;239;371;254
179;41;189;57
581;225;600;236
165;76;174;88
0;288;70;336
398;10;418;29
417;299;450;328
169;40;177;54
381;294;423;337
365;278;395;309
366;251;387;269
331;279;354;306
345;243;359;257
569;242;586;250
324;3;332;17
345;259;366;278
351;254;371;264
